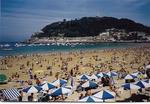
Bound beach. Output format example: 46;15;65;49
0;43;150;102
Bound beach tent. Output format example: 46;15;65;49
78;96;103;102
90;74;98;81
79;74;91;81
40;82;56;90
22;85;42;93
2;88;20;101
51;79;67;87
0;73;7;84
135;80;150;88
106;71;118;77
122;83;141;90
93;90;116;100
81;81;98;89
49;87;71;97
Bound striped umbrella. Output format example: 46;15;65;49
122;83;141;90
97;72;107;78
93;90;116;100
51;79;67;87
81;81;98;89
131;71;141;77
124;74;137;80
90;74;98;81
2;88;20;100
22;85;42;93
106;71;118;77
79;74;90;81
144;79;150;84
49;87;71;97
40;82;56;90
78;96;103;102
135;80;150;88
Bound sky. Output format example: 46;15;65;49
1;0;150;42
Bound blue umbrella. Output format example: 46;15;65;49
49;87;71;97
79;74;90;81
51;79;67;87
78;96;103;102
81;81;98;89
40;82;56;90
122;83;141;90
96;72;108;78
124;74;137;80
93;90;116;100
107;72;118;77
135;80;150;88
144;79;150;83
22;85;42;93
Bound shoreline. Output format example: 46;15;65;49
1;42;150;59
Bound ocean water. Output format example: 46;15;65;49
0;42;137;57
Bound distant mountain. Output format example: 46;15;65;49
31;16;150;38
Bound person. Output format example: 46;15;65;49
28;93;34;101
79;93;84;100
18;91;23;101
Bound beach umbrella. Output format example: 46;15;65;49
22;85;42;93
106;71;118;77
131;72;141;76
81;81;98;89
97;72;107;78
49;87;71;96
122;83;141;90
0;73;7;83
144;79;150;83
51;79;67;87
78;96;103;102
135;80;150;88
90;74;98;80
93;90;116;100
2;88;20;100
40;82;56;90
79;74;90;81
124;74;137;80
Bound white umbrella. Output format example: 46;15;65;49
135;80;150;88
97;72;107;78
22;85;42;93
78;74;91;81
106;71;118;77
50;87;71;96
78;96;103;102
93;90;116;100
81;81;98;89
122;83;141;90
51;79;67;87
90;74;98;80
124;74;137;79
40;82;56;90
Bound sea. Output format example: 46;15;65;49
0;42;141;57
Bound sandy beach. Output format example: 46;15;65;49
0;43;150;102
